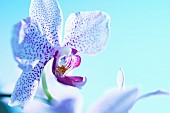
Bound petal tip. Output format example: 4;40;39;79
8;99;23;107
73;76;87;89
117;68;125;89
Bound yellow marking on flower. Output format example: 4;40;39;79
56;65;68;76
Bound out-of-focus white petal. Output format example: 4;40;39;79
87;68;170;113
24;97;82;113
29;0;63;47
117;68;125;89
49;98;79;113
137;89;170;101
64;11;110;55
87;87;139;113
24;98;53;113
51;87;83;113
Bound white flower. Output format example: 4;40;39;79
87;68;170;113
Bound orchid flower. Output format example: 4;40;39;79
86;68;170;113
24;98;79;113
24;86;83;113
9;0;110;107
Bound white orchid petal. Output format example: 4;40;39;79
9;61;47;107
29;0;63;47
64;11;110;55
11;17;57;72
87;87;139;113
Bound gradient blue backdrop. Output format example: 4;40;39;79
0;0;170;113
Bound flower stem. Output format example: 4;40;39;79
42;71;53;101
0;94;11;98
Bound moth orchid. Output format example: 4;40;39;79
9;0;110;107
87;68;170;113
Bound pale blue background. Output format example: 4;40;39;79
0;0;170;113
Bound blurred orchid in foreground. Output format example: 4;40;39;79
24;85;83;113
87;68;170;113
9;0;110;107
1;68;169;113
21;68;170;113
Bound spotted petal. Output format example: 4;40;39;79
11;17;55;71
29;0;63;47
10;0;62;106
64;11;110;55
9;60;48;107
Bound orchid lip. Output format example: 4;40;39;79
52;49;86;88
56;75;87;89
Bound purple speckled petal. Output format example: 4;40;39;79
8;59;49;107
29;0;63;47
64;11;110;55
11;17;55;71
10;0;63;106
